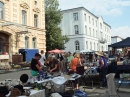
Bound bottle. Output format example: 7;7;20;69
37;73;40;81
41;70;44;78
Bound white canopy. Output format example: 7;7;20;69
80;49;94;53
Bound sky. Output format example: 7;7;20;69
59;0;130;38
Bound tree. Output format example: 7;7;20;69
45;0;69;51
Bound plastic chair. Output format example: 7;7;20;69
106;73;120;97
117;73;130;91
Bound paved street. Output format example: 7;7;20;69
0;70;130;97
0;69;31;81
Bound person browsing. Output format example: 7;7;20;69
31;53;42;76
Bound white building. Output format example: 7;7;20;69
111;36;123;44
59;7;111;53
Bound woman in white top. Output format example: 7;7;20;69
39;50;46;66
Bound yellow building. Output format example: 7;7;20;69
0;0;46;55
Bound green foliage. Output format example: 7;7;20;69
45;0;69;51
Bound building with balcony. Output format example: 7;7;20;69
111;36;123;44
59;7;111;52
0;0;46;55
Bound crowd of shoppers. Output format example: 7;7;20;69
30;50;109;89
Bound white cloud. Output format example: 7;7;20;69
111;26;130;38
59;0;130;16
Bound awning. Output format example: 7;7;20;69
108;37;130;48
0;21;30;34
0;21;31;48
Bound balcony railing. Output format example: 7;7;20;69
99;38;107;44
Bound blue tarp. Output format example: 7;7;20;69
19;49;39;62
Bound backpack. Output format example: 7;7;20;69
74;90;87;97
9;88;21;97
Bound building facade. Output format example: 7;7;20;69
0;0;46;55
60;7;111;53
111;36;123;44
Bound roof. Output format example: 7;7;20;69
111;36;124;40
0;21;30;34
109;37;130;48
61;7;111;28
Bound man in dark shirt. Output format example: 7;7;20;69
31;53;42;76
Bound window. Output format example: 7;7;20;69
86;41;88;49
107;28;109;33
22;10;27;25
34;14;38;27
95;20;97;27
75;41;80;51
74;25;79;34
34;1;37;5
89;27;91;36
100;23;102;29
32;37;36;48
93;29;94;37
25;36;29;48
97;43;98;51
89;16;90;23
92;18;94;25
85;26;87;35
100;32;103;39
96;30;98;38
94;43;95;50
73;13;78;21
106;45;108;51
102;46;104;51
0;2;4;19
0;33;9;53
84;13;86;21
90;42;92;50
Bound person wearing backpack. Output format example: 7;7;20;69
95;51;108;88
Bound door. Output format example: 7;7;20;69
0;32;9;53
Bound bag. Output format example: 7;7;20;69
60;90;74;97
77;58;81;67
75;90;87;97
9;88;21;97
0;86;9;96
76;66;85;75
14;85;25;95
68;70;74;75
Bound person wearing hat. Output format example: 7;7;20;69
95;51;108;88
20;74;29;85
